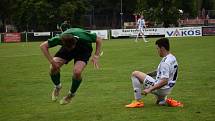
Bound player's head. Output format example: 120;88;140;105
140;15;144;19
61;34;78;50
155;38;170;57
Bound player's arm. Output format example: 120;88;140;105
144;63;169;95
60;25;63;32
143;20;147;28
136;19;139;29
60;28;63;32
40;41;59;71
143;78;168;95
92;36;102;69
40;41;53;63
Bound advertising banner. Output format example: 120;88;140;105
90;30;109;39
4;33;21;42
111;28;165;38
111;29;138;38
202;26;215;36
144;28;165;35
34;32;51;36
165;27;202;37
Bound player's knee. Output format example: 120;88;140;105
73;68;82;78
49;66;60;74
131;71;141;77
50;69;58;75
131;71;147;81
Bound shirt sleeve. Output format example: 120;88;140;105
48;35;62;48
159;62;170;79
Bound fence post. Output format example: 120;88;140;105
25;31;28;43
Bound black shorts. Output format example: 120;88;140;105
54;42;93;64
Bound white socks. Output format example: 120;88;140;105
55;83;62;89
131;76;142;100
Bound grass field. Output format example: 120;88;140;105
0;36;215;121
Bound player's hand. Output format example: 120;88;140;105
50;60;60;72
142;88;151;95
92;55;99;69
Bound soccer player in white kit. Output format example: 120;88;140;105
126;38;182;108
135;15;148;42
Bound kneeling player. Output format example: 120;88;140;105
126;38;183;108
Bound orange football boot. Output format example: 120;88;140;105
166;98;183;107
125;100;144;108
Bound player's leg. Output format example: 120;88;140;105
126;71;157;108
71;61;86;94
60;61;86;105
154;94;167;105
50;46;75;101
155;89;183;107
125;71;147;108
131;71;147;100
60;42;92;105
50;57;65;87
152;88;172;106
140;28;148;42
135;28;140;42
50;57;66;101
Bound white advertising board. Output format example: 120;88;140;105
34;32;51;36
111;28;165;37
90;30;109;39
165;27;202;37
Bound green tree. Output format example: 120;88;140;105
136;0;183;27
2;0;90;31
0;0;19;32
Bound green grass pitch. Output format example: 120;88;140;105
0;36;215;121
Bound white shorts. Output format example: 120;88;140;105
143;75;172;97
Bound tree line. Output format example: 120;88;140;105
0;0;214;32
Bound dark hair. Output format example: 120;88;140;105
155;38;170;51
61;34;77;48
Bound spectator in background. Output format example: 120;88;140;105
206;14;210;19
60;20;71;32
201;8;206;19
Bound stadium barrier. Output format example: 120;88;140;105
110;27;204;38
202;26;215;36
111;28;165;38
1;26;215;43
3;33;21;43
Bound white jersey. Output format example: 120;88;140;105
137;18;145;29
156;53;178;89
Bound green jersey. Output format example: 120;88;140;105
48;28;97;48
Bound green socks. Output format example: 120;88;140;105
50;73;82;95
70;78;82;94
50;72;60;86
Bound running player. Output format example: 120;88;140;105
40;28;102;105
135;15;148;42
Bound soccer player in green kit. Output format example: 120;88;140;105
40;28;102;105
